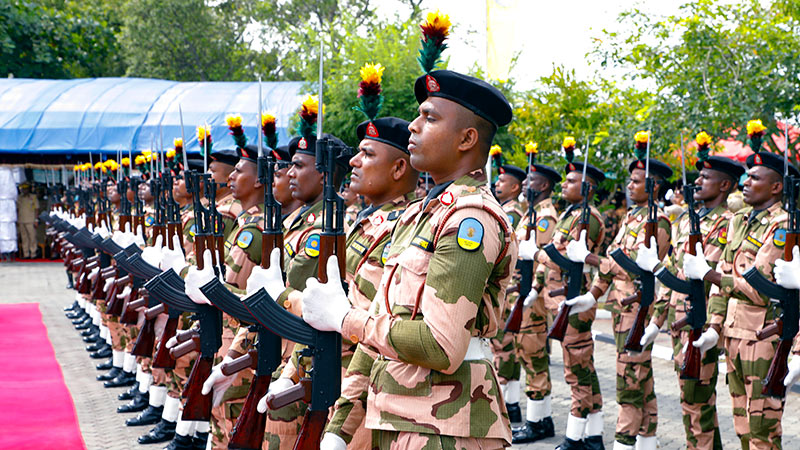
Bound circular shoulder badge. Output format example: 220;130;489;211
774;228;786;247
381;241;392;265
188;224;197;237
718;227;728;245
439;191;455;206
457;218;484;251
236;230;254;249
145;216;154;226
537;218;550;233
305;233;321;258
371;215;385;227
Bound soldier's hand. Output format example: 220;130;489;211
566;230;590;263
202;356;236;407
160;235;187;273
141;234;163;267
522;289;538;308
257;377;294;413
302;256;350;333
246;248;285;299
518;237;539;260
184;250;215;305
564;291;596;315
691;327;719;356
639;321;660;347
635;236;659;272
320;433;347;450
117;285;132;301
774;246;800;289
683;243;711;280
166;335;179;349
132;225;146;247
783;357;800;387
113;223;132;247
96;222;111;239
103;277;115;293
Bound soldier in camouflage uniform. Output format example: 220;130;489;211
488;163;526;424
682;151;798;450
525;161;606;449
511;163;560;443
298;69;518;448
272;145;302;221
648;155;743;450
566;155;673;450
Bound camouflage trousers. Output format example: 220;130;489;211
613;330;657;446
515;295;551;400
210;371;252;448
724;337;785;450
672;329;722;450
167;352;197;399
491;294;521;384
371;430;508;449
558;305;602;418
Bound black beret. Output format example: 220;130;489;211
565;162;606;184
237;144;259;163
357;117;411;154
209;148;239;167
499;165;526;183
530;164;562;184
289;135;316;158
746;151;800;177
414;70;512;128
628;158;673;180
695;156;746;180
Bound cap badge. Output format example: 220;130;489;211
704;161;711;169
754;154;762;165
568;163;575;171
637;161;645;169
299;138;308;150
366;122;379;138
425;75;440;93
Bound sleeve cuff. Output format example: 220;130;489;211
341;308;372;346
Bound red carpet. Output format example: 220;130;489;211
13;258;64;263
0;303;86;449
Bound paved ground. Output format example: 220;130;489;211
1;261;798;449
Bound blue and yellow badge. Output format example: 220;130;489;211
381;241;391;265
145;216;154;226
537;218;550;233
507;214;516;227
457;218;483;251
305;234;321;258
189;224;197;237
774;228;787;247
236;230;254;249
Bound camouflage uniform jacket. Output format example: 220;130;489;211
591;205;671;337
651;204;730;329
278;200;324;306
340;169;517;441
708;201;787;341
535;203;605;311
501;198;526;230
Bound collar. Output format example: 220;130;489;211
422;168;488;211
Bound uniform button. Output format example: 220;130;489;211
284;300;292;310
349;334;359;343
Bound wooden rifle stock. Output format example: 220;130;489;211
548;221;590;341
120;292;143;325
680;233;703;380
181;356;214;420
293;409;329;450
152;316;179;369
132;314;156;357
756;320;782;340
623;220;657;353
228;374;272;450
670;315;690;332
505;227;534;333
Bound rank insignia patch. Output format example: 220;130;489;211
381;242;391;265
305;234;321;258
236;230;253;249
537;218;550;233
774;228;786;247
746;234;763;248
457;218;484;251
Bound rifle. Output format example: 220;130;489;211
743;127;800;398
504;150;541;333
546;138;592;341
118;176;131;231
131;176;145;233
610;133;658;353
654;136;706;379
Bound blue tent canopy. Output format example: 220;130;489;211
0;78;306;155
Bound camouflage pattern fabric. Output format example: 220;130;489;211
372;429;507;449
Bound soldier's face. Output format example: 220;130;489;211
126;186;135;202
138;182;153;202
273;166;293;205
408;97;463;175
106;183;120;203
494;173;520;202
288;153;323;203
350;139;402;203
627;169;647;204
561;171;584;204
173;176;188;201
695;168;727;202
209;161;233;187
228;160;259;200
742;166;781;207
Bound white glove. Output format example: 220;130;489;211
566;230;590;263
563;291;596;315
117;285;132;301
202;356;236;407
320;433;347;450
522;289;538;308
132;225;146;247
784;357;800;387
88;266;100;282
184;250;215;305
683;243;712;280
95;223;110;239
301;256;351;333
256;377;294;413
160;235;187;273
166;335;179;349
639;322;660;347
518;238;539;261
112;223;132;247
141;235;163;267
774;246;800;289
691;327;719;356
246;248;286;299
636;236;660;272
103;277;116;292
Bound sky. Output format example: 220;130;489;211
376;0;689;90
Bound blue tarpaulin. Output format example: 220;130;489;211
0;78;306;155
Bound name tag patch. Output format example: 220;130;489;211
411;235;432;251
284;242;295;258
350;240;367;256
745;234;763;248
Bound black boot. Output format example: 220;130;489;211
191;431;208;450
555;437;586;450
66;310;85;320
75;319;93;330
64;301;79;312
583;436;605;450
506;402;522;424
90;345;112;359
104;370;136;388
66;271;74;289
117;391;149;413
163;433;194;450
118;382;140;400
97;366;122;381
125;404;163;426
86;340;105;352
138;419;176;444
511;417;555;444
81;326;98;337
96;359;113;371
